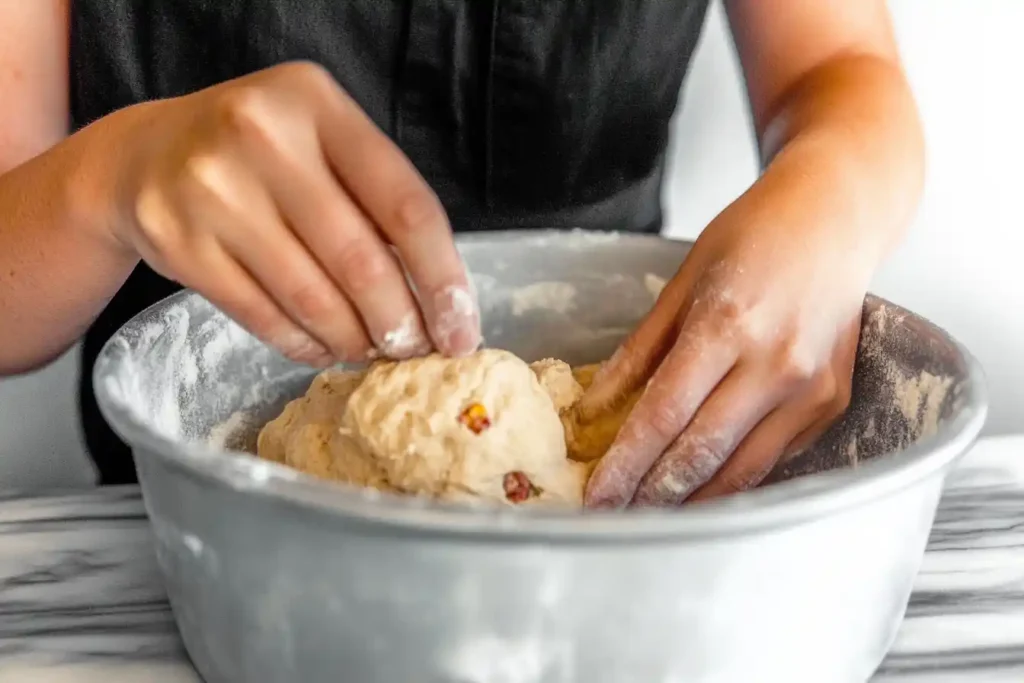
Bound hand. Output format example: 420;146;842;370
578;207;872;508
106;61;479;366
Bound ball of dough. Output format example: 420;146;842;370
344;349;590;504
256;370;393;491
257;349;599;506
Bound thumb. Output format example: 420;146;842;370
573;271;693;423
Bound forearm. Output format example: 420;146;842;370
0;124;139;375
730;54;924;263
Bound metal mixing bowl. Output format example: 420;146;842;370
94;231;987;683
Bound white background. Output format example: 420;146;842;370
1;0;1021;489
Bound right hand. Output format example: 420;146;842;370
105;61;479;366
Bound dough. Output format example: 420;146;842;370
561;364;641;463
257;348;638;507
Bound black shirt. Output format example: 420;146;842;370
71;0;712;484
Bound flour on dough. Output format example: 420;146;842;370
257;349;638;507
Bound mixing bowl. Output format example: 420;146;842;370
93;230;987;683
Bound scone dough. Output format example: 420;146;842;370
257;348;636;507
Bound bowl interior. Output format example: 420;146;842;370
94;231;979;503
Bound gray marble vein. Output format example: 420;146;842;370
1;437;1023;682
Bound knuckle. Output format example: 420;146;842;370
644;400;685;443
286;282;337;326
389;191;446;238
181;151;232;201
711;303;761;347
278;60;332;85
330;241;391;295
676;434;729;475
641;437;727;503
810;370;838;407
133;183;181;252
274;61;347;112
297;61;337;92
713;297;745;325
214;85;277;144
776;339;817;384
222;295;280;341
830;375;853;415
691;302;736;340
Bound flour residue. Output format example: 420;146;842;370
518;228;622;250
511;282;578;316
102;305;194;439
839;303;956;463
894;371;954;440
867;304;953;441
99;296;307;450
207;409;256;450
198;316;249;376
379;313;424;357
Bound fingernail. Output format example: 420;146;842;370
584;495;626;511
446;326;481;357
431;285;481;356
277;331;331;367
627;496;669;510
309;353;336;369
583;468;630;510
378;313;429;359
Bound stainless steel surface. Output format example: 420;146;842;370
93;230;987;683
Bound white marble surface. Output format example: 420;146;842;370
1;436;1022;683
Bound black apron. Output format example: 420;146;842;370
71;0;712;484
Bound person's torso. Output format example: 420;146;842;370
70;0;711;483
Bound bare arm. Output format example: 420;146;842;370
0;0;139;374
1;3;480;378
725;0;924;256
582;0;925;507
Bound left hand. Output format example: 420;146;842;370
578;206;875;509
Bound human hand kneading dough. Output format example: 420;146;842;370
579;170;899;509
114;63;480;366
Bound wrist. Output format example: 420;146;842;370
61;106;152;261
756;130;904;268
758;58;925;261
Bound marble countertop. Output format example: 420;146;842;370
1;437;1023;682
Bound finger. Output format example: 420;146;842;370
687;374;849;504
177;155;374;362
179;243;334;367
574;269;695;423
630;366;785;508
783;409;840;461
257;149;431;359
583;327;737;509
132;171;333;367
684;407;814;505
313;87;479;357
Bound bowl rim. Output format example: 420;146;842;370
92;229;989;542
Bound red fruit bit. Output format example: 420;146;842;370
503;471;541;503
458;403;492;434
